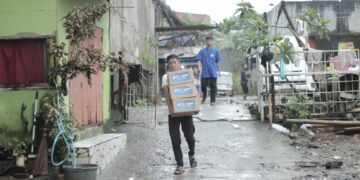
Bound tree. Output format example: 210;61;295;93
300;6;330;40
215;1;330;95
234;1;256;19
218;1;330;64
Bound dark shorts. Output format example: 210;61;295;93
241;82;249;94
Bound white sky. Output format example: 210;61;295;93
166;0;295;23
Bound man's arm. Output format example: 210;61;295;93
197;49;203;72
162;75;173;114
197;61;202;72
163;86;174;114
217;62;221;77
216;50;222;77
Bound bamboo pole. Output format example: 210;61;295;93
287;119;360;126
344;126;360;131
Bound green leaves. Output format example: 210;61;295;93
140;47;156;68
218;18;236;34
140;37;157;69
234;0;256;18
63;3;107;47
50;3;131;87
254;16;268;34
276;41;297;64
50;43;130;86
12;137;31;156
134;98;149;107
300;6;330;40
285;95;309;119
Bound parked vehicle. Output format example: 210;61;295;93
217;71;234;96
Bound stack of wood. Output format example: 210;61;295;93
287;119;360;135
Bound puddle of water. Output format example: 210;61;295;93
199;170;263;180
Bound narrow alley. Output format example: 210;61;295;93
2;0;360;180
98;98;320;180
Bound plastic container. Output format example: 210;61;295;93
63;164;98;180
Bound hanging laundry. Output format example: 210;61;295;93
295;19;308;39
280;47;286;80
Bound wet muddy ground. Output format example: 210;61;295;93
99;97;360;180
290;127;360;180
100;121;307;180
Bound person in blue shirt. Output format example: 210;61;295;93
197;36;222;105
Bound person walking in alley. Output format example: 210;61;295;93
240;64;249;100
162;54;198;175
197;36;222;105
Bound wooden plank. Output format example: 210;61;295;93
287;119;360;126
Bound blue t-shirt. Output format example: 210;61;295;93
197;47;221;78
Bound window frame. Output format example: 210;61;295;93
0;36;54;89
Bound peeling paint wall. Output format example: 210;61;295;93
0;0;111;144
267;0;360;40
109;0;156;65
109;0;157;108
0;0;57;144
268;1;337;36
0;0;57;37
348;2;360;32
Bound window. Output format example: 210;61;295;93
0;39;48;86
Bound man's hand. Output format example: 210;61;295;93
193;110;200;115
169;105;174;115
218;71;221;77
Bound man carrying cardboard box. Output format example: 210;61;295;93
162;54;198;175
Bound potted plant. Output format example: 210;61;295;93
12;138;30;167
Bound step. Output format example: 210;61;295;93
71;133;127;174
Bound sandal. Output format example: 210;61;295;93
189;156;197;168
173;166;184;175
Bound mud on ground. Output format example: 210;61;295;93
290;127;360;180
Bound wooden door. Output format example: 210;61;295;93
69;27;103;125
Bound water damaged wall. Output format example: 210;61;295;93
267;0;360;49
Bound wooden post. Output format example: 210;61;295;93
268;95;273;129
268;62;275;129
268;77;275;129
260;94;264;123
270;75;275;124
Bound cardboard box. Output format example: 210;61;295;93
167;69;194;86
169;82;197;99
166;69;200;117
172;96;200;114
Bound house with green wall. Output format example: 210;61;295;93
0;0;111;145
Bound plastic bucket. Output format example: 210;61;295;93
63;164;98;180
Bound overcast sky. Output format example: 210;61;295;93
166;0;292;23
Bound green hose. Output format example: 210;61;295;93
51;95;77;168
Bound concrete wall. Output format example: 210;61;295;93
109;0;156;65
0;0;57;37
0;0;111;144
267;0;360;36
110;0;157;106
267;0;360;49
0;90;49;144
0;0;57;144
